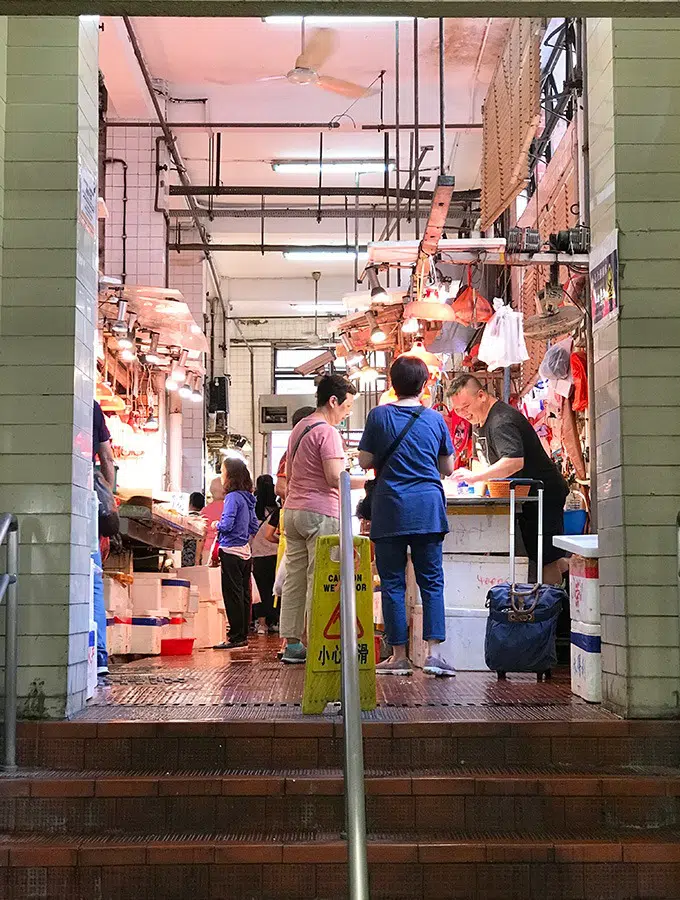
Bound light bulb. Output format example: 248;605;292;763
119;347;136;362
370;325;387;344
178;383;193;400
371;286;389;303
170;361;186;383
402;317;420;334
145;352;162;365
166;376;179;391
143;412;159;432
190;377;203;403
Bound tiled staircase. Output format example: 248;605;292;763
1;718;679;899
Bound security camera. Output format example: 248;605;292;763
294;350;335;377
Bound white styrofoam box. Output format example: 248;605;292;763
86;620;97;699
188;586;200;614
107;614;131;656
129;612;169;656
165;614;185;640
571;621;602;703
162;578;191;612
569;556;600;625
411;606;489;671
442;554;528;610
444;511;511;554
103;576;130;613
130;573;168;612
194;602;223;649
182;612;196;640
175;566;223;603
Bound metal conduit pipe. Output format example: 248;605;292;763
103;157;128;284
167;207;452;220
413;18;421;240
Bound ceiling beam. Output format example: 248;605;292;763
169;185;448;199
413;174;457;298
105;120;483;131
167;204;478;219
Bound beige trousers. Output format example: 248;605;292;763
279;509;339;642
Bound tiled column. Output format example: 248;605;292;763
0;16;99;718
587;19;680;718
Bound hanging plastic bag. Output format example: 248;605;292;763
452;266;494;326
477;298;530;372
273;553;287;598
539;339;572;381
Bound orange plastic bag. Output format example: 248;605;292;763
452;266;493;326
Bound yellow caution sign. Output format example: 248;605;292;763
302;534;376;715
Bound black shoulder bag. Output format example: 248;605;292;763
361;407;424;521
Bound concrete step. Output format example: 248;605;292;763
1;766;679;835
15;719;680;772
1;829;679;899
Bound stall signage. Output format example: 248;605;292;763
302;535;376;714
590;230;619;329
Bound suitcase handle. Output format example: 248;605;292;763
499;479;544;586
509;583;540;614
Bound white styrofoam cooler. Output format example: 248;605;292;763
410;605;489;671
442;554;528;609
131;573;170;612
107;614;131;656
162;578;191;612
104;576;130;613
569;556;600;625
86;620;97;699
129;610;169;655
175;566;222;603
571;621;602;702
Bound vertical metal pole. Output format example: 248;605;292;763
413;18;421;240
395;22;402;286
5;525;18;772
503;366;511;403
354;173;360;287
339;471;369;900
438;18;446;174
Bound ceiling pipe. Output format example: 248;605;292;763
122;15;254;361
105;120;483;131
169;185;436;199
167;243;370;253
167;207;465;219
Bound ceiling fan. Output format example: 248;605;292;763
212;21;376;99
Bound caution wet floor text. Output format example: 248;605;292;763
302;534;376;715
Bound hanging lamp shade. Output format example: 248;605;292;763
403;300;457;323
96;381;114;400
401;340;442;372
99;394;126;413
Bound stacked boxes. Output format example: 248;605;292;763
569;553;601;702
129;572;172;656
103;575;132;658
176;566;226;648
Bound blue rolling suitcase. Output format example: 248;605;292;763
485;479;566;682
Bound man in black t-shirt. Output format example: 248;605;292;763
450;374;569;585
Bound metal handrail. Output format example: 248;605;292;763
0;514;18;772
338;472;370;899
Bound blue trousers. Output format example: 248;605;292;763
374;534;446;648
92;549;108;672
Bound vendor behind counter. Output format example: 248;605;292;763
449;374;569;585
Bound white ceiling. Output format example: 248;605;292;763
101;16;510;314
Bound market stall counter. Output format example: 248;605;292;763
409;493;528;670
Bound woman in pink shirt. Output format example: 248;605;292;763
279;374;357;664
201;476;225;564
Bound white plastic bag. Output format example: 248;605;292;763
477;298;530;371
273;554;287;597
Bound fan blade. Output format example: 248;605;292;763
317;75;376;99
296;28;335;71
207;75;286;86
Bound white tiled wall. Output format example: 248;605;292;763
0;16;99;718
103;126;167;286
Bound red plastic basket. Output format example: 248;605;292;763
160;637;195;656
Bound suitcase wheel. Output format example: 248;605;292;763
496;671;507;681
537;670;552;682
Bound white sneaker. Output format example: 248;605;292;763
376;656;413;676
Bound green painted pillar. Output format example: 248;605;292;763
587;18;680;718
0;16;99;718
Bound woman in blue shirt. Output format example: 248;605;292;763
358;356;456;676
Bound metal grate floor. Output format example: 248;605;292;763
73;637;618;724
